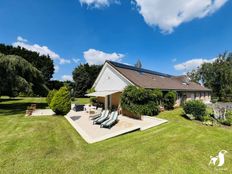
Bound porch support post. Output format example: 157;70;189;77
105;96;108;110
109;95;112;110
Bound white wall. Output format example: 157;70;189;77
94;64;131;92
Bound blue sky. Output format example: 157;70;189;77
0;0;232;81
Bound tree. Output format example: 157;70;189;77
120;86;160;117
47;80;64;90
163;91;177;110
0;53;46;97
187;52;232;101
50;86;71;115
0;43;54;82
152;89;163;105
46;89;57;106
72;64;102;97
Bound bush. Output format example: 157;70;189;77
183;100;206;120
90;97;97;106
219;119;232;126
152;89;163;105
221;111;232;126
50;87;71;115
211;97;219;103
226;110;232;119
120;86;160;117
163;91;177;110
202;115;213;122
46;89;57;107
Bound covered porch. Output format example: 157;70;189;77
86;90;121;110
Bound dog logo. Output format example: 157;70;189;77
209;150;228;167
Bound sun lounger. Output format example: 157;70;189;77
93;110;109;124
100;111;118;128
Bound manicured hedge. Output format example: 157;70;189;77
163;91;177;110
120;86;160;117
183;100;206;120
50;86;71;115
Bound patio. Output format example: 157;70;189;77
65;110;168;143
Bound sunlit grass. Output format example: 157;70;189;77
0;97;231;173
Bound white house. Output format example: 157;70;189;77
87;61;211;109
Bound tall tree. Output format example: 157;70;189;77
72;64;102;97
0;53;46;97
47;80;64;90
0;44;54;82
187;52;232;101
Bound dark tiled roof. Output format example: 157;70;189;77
107;61;211;91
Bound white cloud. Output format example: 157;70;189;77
134;0;228;33
72;58;81;63
83;48;124;65
60;58;71;64
13;40;59;59
13;36;71;65
61;75;73;81
17;36;28;42
174;58;216;71
80;0;119;8
54;65;59;73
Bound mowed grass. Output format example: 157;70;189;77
72;98;91;105
0;98;232;174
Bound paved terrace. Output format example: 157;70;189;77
65;110;168;144
31;109;55;116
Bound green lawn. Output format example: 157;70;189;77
72;97;90;105
0;97;232;174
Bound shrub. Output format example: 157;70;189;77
152;89;163;105
50;87;71;115
163;91;177;110
46;89;57;107
202;115;213;122
226;111;232;119
202;120;213;126
183;100;206;120
221;111;232;126
211;97;219;103
120;86;160;117
219;119;232;126
90;97;97;106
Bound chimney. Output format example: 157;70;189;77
135;59;142;69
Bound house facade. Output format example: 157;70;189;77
87;61;211;109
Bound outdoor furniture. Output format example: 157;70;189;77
89;107;103;120
93;110;109;124
25;104;37;116
100;111;119;128
84;105;97;113
73;104;85;112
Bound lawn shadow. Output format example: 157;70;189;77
0;98;22;102
0;102;48;116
